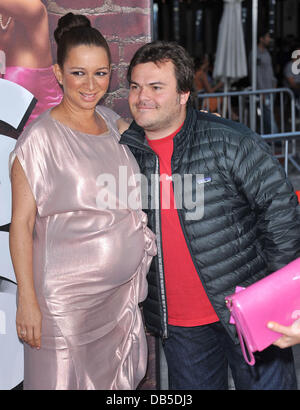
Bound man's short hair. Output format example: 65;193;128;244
258;29;270;43
127;40;195;95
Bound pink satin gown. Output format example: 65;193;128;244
9;106;156;390
4;66;63;126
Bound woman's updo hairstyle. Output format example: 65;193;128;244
54;13;111;67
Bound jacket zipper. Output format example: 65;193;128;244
154;157;169;339
120;132;169;338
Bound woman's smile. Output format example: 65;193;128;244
79;92;99;102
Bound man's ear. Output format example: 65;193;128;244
179;91;190;105
53;64;63;86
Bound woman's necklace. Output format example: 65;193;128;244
0;14;12;31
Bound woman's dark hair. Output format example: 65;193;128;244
54;13;111;67
127;41;195;94
194;53;211;72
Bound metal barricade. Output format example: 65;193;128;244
197;88;300;175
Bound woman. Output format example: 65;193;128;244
0;0;62;125
9;13;156;390
194;54;223;112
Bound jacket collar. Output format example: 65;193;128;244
119;118;152;153
119;105;196;155
172;105;195;162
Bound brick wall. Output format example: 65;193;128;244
46;0;152;119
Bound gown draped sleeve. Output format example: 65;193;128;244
9;123;49;214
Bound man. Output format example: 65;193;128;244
120;41;300;389
256;30;277;91
249;30;278;134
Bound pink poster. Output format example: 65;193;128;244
0;0;152;128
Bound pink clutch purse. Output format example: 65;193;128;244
225;258;300;365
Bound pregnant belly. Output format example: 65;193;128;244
41;212;146;293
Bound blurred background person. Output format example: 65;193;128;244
249;30;278;134
194;53;223;112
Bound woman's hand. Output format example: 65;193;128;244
117;118;130;134
268;320;300;349
16;293;42;349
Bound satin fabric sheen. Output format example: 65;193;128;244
9;106;156;390
4;66;63;125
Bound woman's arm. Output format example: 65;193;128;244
211;80;223;93
9;157;42;349
286;76;300;93
0;0;52;67
117;118;130;134
196;70;223;94
0;0;45;25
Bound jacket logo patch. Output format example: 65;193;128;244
197;177;211;184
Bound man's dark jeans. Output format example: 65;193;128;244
163;322;297;390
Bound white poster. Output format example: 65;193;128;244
0;79;35;390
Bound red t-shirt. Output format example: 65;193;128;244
147;127;219;326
